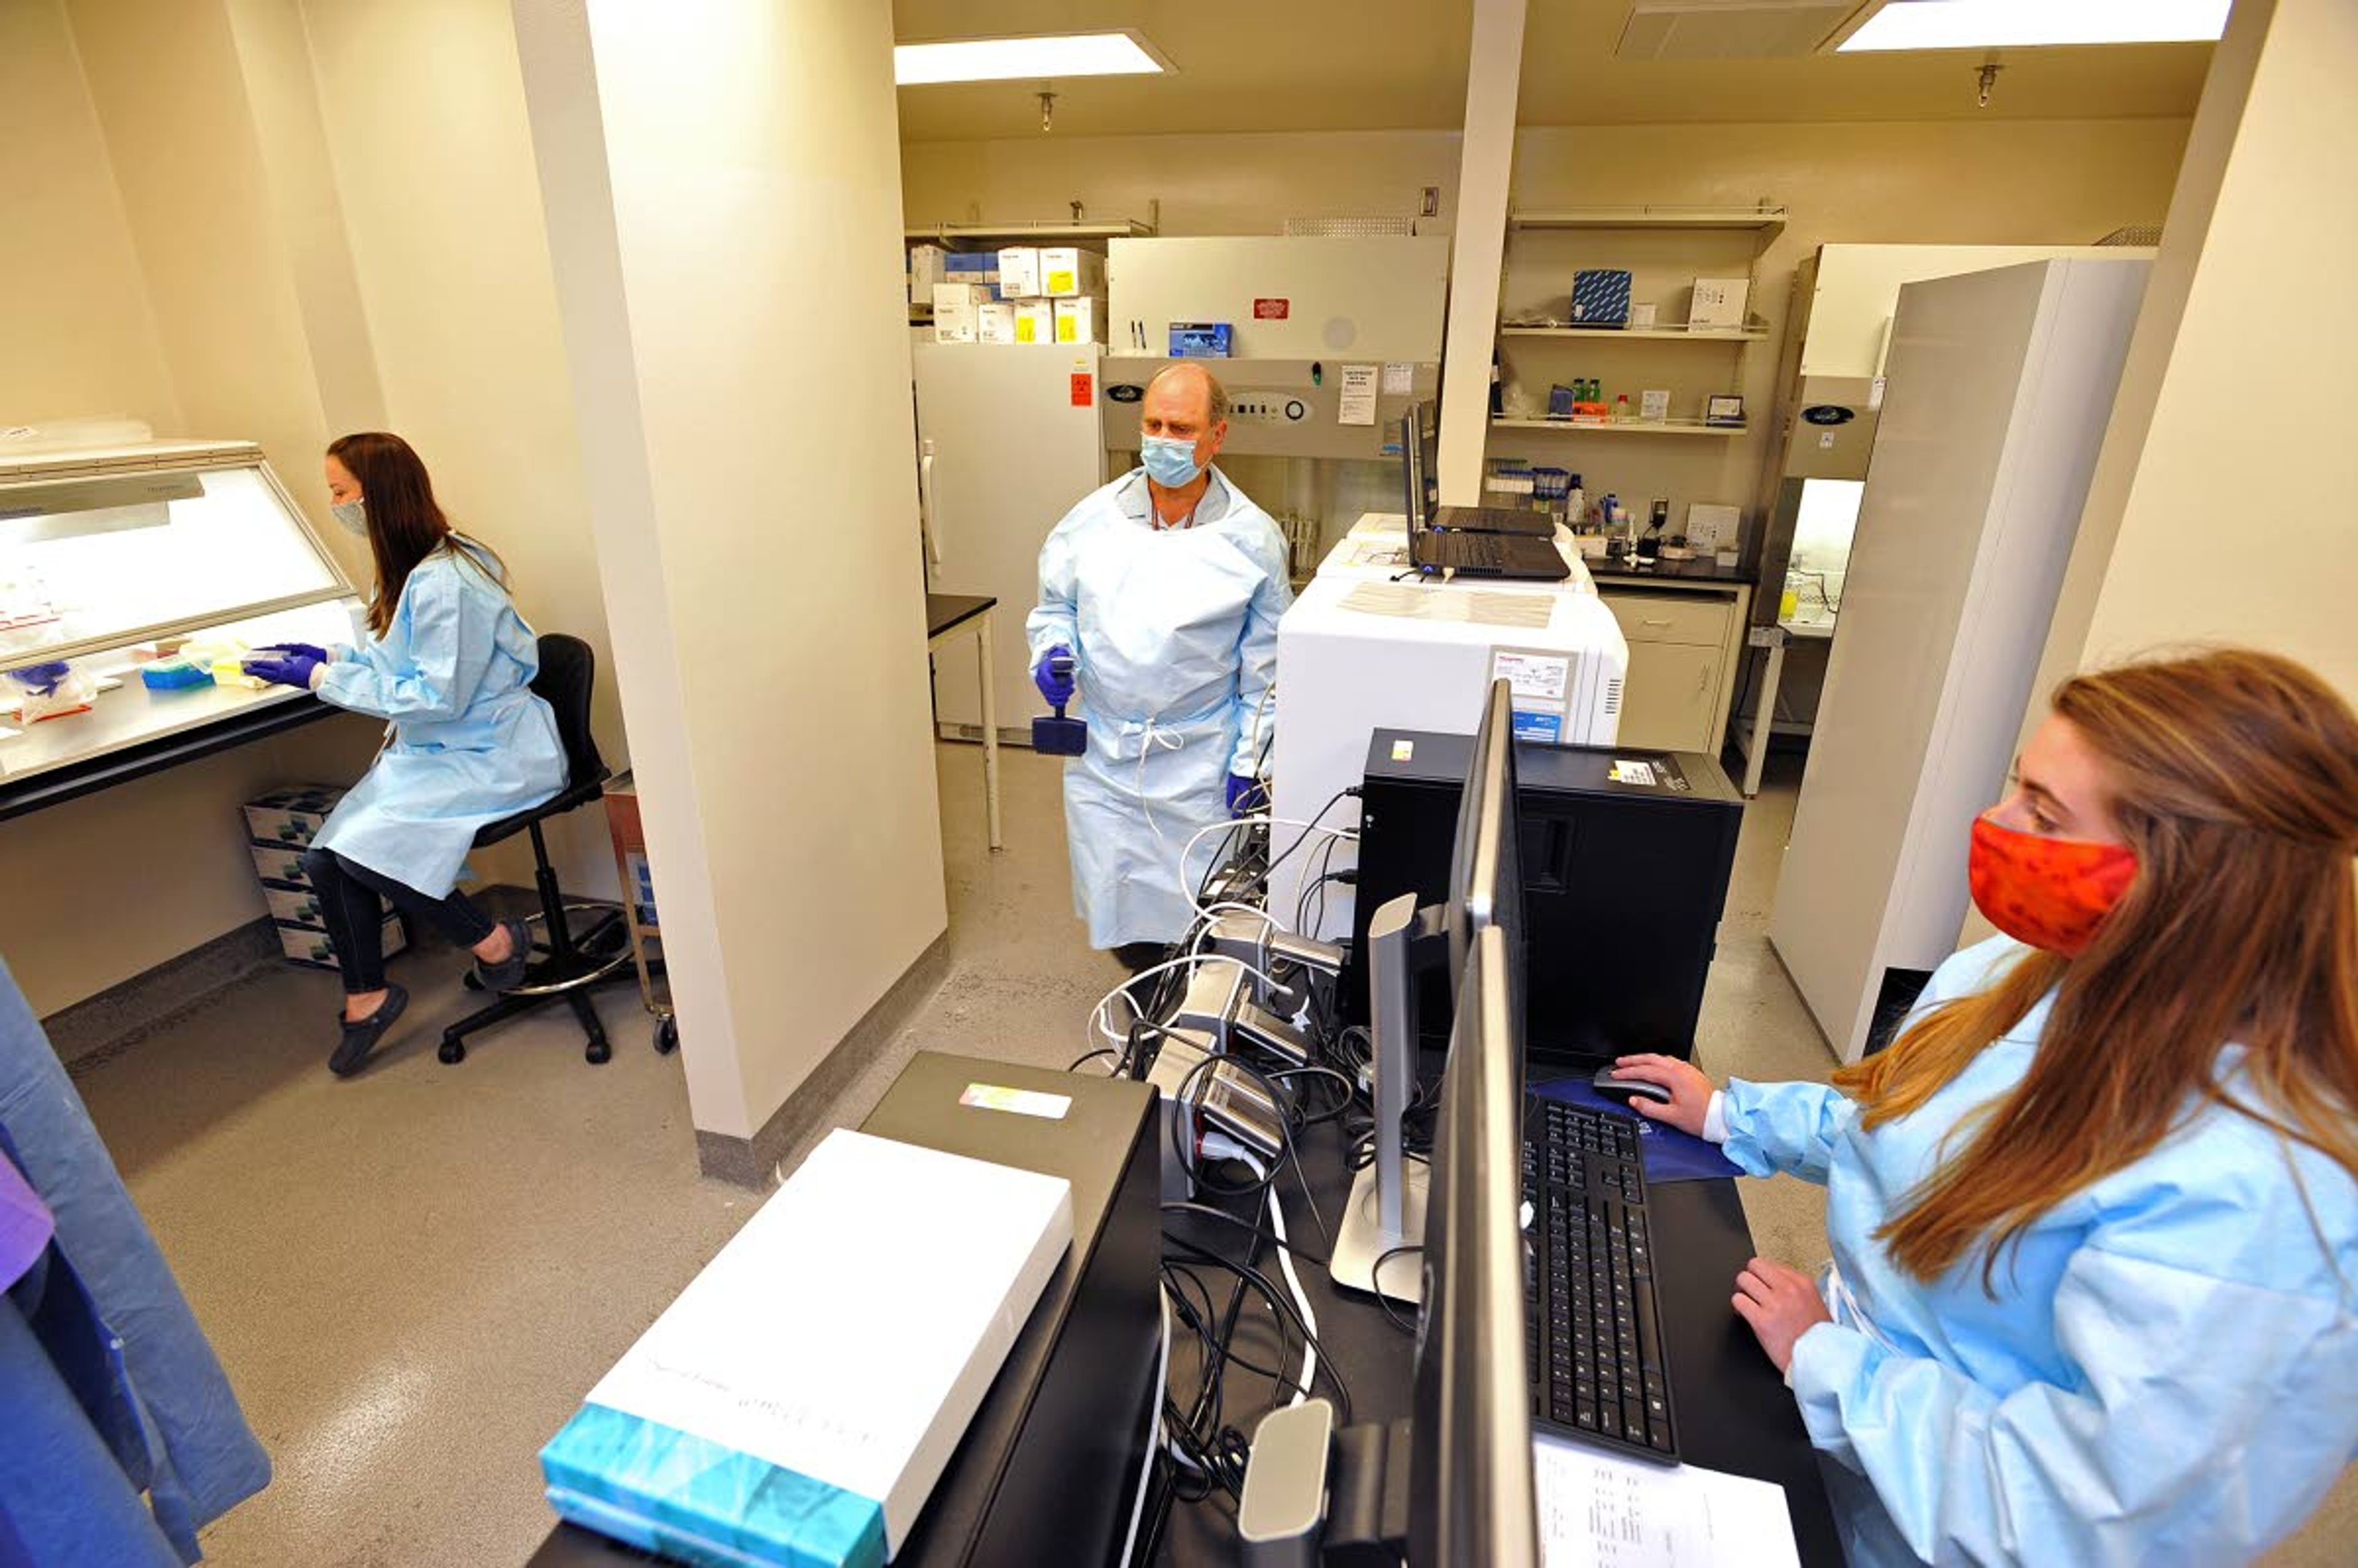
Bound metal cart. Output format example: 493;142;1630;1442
601;770;675;1055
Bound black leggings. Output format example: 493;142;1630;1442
301;846;495;995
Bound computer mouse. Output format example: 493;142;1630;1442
1590;1067;1674;1107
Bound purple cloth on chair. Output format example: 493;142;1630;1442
0;1152;54;1290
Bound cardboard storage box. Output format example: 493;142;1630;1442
978;301;1019;345
1013;301;1056;344
243;784;344;848
996;246;1042;298
907;243;947;306
932;284;988;343
1054;296;1107;344
279;913;406;971
1570;269;1633;327
251;843;312;887
1689;278;1751;329
1039;247;1105;298
260;879;327;930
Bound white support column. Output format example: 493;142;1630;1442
513;0;947;1174
1434;0;1528;506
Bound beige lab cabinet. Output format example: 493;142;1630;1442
1597;581;1751;753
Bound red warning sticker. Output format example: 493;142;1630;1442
1071;373;1094;407
1253;298;1290;320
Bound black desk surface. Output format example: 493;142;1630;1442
925;593;997;639
1587;555;1759;587
529;1066;1839;1567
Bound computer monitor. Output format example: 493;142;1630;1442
1406;677;1538;1566
1446;678;1526;1011
1407;922;1539;1567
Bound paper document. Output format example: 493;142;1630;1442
1339;581;1555;629
1380;361;1415;394
1338;363;1380;425
1533;1434;1800;1568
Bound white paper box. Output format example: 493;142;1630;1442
977;302;1019;344
996;246;1042;298
1013;300;1056;345
932;283;987;343
1038;247;1105;298
908;244;947;306
1054;295;1107;344
1689;278;1751;329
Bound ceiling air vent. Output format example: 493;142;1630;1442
1617;0;1859;60
2096;225;2165;247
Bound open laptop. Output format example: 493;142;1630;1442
1408;401;1555;537
1402;408;1570;581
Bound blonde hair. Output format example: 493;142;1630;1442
1835;648;2358;1287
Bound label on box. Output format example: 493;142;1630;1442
1071;373;1093;408
1493;650;1570;703
1390;739;1416;762
959;1083;1071;1121
1511;708;1564;743
1253;298;1290;319
1608;759;1659;787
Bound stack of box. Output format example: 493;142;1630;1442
991;245;1107;345
244;785;406;969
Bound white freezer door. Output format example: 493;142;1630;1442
1768;258;2146;1061
914;343;1106;736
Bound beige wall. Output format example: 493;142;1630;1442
0;0;178;428
299;0;618;895
518;0;947;1144
2033;0;2358;705
4;0;617;1016
902;117;2189;540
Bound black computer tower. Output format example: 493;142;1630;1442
1347;731;1743;1065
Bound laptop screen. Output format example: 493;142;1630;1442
1399;400;1439;535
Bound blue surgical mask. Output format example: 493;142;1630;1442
331;498;367;537
1140;435;1205;488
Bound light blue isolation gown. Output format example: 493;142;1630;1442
1026;468;1292;949
1714;934;2358;1567
311;541;566;898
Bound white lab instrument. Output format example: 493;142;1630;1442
1770;257;2150;1062
1269;518;1625;941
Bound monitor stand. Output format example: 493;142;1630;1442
1330;893;1449;1305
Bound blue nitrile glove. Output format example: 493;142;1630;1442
255;641;329;664
1033;646;1076;706
243;651;323;690
1226;775;1264;817
6;661;72;696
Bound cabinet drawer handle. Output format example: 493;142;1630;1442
1640;617;1675;628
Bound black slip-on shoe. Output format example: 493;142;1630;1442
472;920;534;993
330;984;408;1077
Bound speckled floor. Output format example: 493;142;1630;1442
66;740;2353;1564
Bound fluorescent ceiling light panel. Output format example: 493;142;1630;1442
895;31;1167;85
1838;0;2230;51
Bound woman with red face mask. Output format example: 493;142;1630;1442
1611;648;2358;1567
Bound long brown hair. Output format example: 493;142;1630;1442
328;432;507;635
1834;648;2358;1287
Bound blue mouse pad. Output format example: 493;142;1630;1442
1530;1076;1741;1184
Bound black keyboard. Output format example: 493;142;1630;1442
1520;1096;1679;1463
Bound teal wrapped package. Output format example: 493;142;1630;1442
542;1405;885;1568
1169;322;1232;357
1570;268;1632;327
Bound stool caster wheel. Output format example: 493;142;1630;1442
585;1038;612;1066
655;1017;679;1055
438;1038;466;1065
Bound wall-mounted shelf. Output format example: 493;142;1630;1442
1507;206;1787;236
1499;322;1770;342
905;219;1156;245
1492;417;1748;438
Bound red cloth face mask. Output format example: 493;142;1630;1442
1967;816;2138;957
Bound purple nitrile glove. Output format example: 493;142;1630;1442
255;641;329;664
243;651;324;690
1226;775;1264;817
1034;646;1076;707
